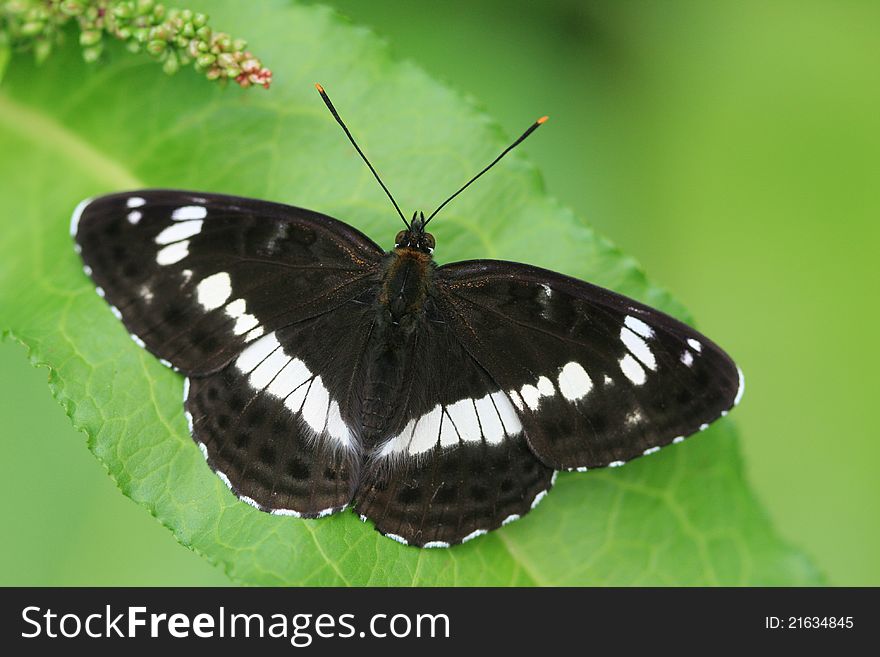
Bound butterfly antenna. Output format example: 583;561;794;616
424;116;548;226
315;83;409;229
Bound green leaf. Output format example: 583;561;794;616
0;0;821;585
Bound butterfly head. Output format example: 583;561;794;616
395;211;435;254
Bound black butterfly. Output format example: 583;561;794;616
71;84;743;548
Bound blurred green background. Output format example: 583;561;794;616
1;0;877;585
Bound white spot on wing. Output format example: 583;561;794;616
301;376;330;434
224;297;259;335
446;398;481;443
196;272;232;310
502;514;520;526
232;313;260;335
423;541;450;549
270;508;302;518
248;346;289;390
624;315;654;338
508;390;524;412
172;205;207;221
127;210;142;224
239;495;260;509
619;353;647;385
408;405;443;455
520;374;556;411
536;376;555;396
621;326;656;370
643;446;661;455
687;338;702;353
236;332;280;373
381;391;524;459
233;333;357;455
326;401;354;450
439;410;459;447
461;529;487;543
531;490;548;509
284;374;314;413
520;384;541;411
681;349;694;367
266;358;311;399
155;219;203;245
734;367;746;406
225;298;246;318
156;240;189;265
385;533;408;545
474;394;504;444
490;391;522;435
558;361;592;401
70;197;92;237
126;196;145;208
131;334;146;348
609;460;625;468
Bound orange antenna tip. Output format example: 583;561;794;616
537;116;549;125
315;83;325;93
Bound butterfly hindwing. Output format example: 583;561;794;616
187;295;377;516
436;260;743;471
73;190;384;375
353;301;555;547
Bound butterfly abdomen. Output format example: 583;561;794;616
358;249;438;448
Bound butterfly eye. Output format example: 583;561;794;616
395;230;407;246
423;233;435;251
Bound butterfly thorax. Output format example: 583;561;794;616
378;247;435;326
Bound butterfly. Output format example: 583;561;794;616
71;83;743;548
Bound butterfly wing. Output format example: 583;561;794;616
353;295;555;547
73;190;384;375
186;297;377;516
435;260;744;471
73;190;385;515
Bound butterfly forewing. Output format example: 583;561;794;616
73;190;384;375
436;260;743;470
